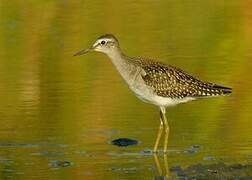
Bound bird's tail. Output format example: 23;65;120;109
212;84;232;95
193;82;232;97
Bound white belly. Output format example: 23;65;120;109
133;87;195;107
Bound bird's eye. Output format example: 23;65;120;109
101;40;106;45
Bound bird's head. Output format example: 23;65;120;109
74;34;120;56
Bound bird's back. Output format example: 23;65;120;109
128;57;232;99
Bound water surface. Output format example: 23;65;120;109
0;0;252;179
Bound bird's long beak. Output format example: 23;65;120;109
73;47;92;56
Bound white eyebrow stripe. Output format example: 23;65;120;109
98;38;112;43
92;38;113;48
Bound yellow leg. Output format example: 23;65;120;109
153;112;164;153
160;107;169;153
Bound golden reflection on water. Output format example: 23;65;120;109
0;0;252;179
154;154;170;178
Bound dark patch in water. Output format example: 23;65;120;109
139;149;153;156
184;145;201;154
170;163;252;179
111;138;138;147
49;160;72;168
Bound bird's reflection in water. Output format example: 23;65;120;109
153;153;170;179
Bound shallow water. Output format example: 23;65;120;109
0;0;252;179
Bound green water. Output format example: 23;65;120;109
0;0;252;179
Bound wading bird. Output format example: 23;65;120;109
74;34;232;153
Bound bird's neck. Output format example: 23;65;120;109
107;48;128;68
105;48;134;81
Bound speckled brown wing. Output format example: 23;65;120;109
137;59;232;99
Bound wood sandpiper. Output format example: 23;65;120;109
74;34;232;153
